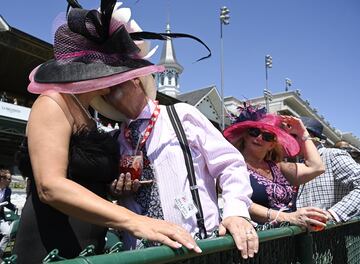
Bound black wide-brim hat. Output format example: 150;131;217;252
28;0;211;121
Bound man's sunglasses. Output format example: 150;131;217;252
247;127;276;142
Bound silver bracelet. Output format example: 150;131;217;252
267;208;271;222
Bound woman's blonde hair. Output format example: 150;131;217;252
233;131;284;162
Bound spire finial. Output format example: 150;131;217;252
166;0;171;27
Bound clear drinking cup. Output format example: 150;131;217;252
309;204;327;231
119;151;143;181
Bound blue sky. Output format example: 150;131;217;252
2;0;360;138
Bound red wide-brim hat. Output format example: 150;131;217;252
224;114;300;157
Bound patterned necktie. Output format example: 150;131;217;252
128;119;144;149
127;120;164;221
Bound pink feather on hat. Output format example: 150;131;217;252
223;103;300;157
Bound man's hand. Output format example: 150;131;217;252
218;216;259;259
109;173;141;197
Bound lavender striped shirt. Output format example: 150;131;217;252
117;100;253;249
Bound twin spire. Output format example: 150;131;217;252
156;23;183;98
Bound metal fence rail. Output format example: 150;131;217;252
7;218;360;264
312;219;360;264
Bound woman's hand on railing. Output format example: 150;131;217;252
285;207;328;230
129;215;202;253
219;216;259;259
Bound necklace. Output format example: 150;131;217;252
71;94;96;122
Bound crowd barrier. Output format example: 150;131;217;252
4;217;360;264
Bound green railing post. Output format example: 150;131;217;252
296;231;314;264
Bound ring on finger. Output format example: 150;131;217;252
245;229;255;239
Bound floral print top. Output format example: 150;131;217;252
248;161;296;212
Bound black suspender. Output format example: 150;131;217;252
166;104;208;239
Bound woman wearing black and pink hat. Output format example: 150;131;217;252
13;1;203;262
224;104;328;229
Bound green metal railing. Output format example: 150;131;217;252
5;217;360;264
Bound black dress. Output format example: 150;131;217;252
13;128;119;263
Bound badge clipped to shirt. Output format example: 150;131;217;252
175;193;198;219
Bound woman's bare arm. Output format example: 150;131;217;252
279;116;324;185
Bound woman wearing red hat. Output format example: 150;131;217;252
223;103;328;229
